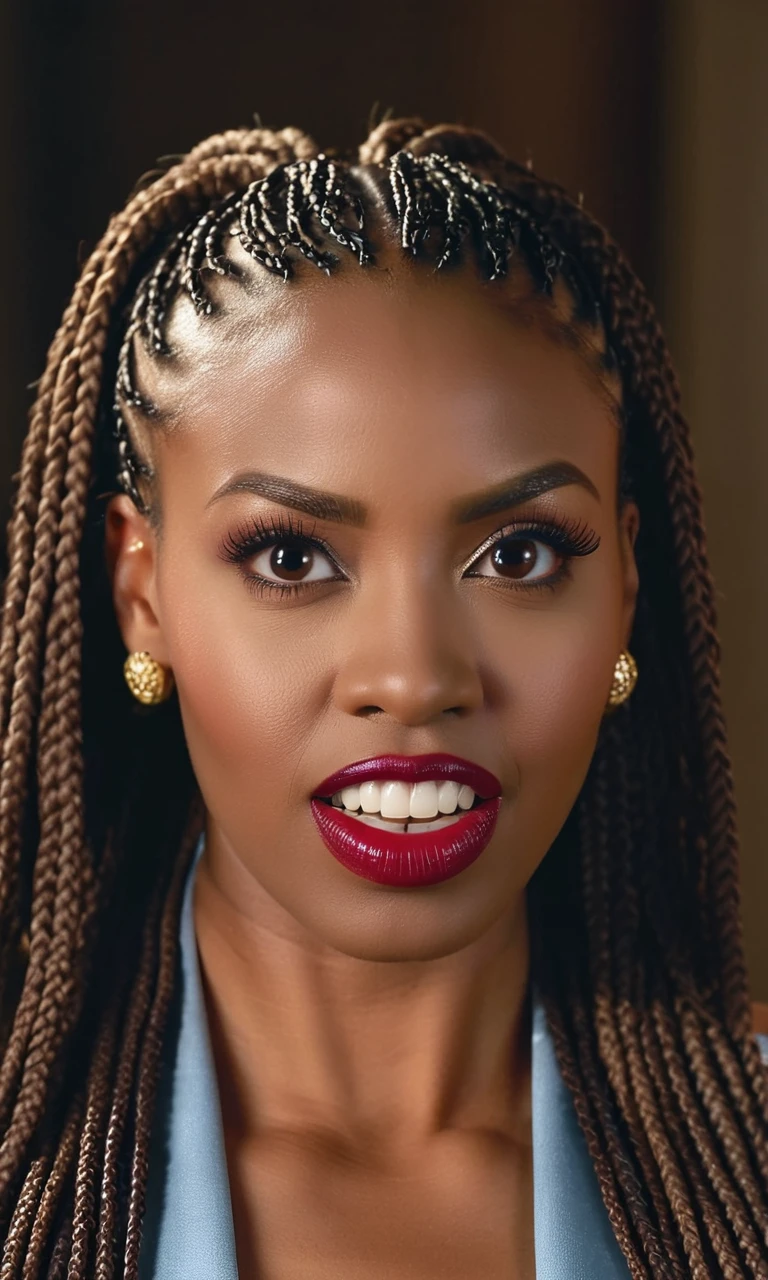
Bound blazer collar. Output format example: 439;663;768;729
140;833;630;1278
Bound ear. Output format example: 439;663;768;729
104;494;171;666
618;499;640;648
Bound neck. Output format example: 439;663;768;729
194;835;532;1161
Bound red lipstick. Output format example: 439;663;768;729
310;753;502;888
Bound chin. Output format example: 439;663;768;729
285;871;528;964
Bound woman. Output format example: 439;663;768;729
0;116;766;1279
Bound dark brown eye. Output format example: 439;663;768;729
493;539;537;579
270;541;312;580
251;539;337;585
470;536;560;583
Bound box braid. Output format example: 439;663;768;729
0;117;764;1278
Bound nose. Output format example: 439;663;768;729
331;569;485;726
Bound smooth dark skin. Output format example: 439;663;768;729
106;245;639;1279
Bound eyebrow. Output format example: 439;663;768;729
205;460;600;526
452;461;600;522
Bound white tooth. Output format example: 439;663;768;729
437;781;460;814
457;784;475;810
359;780;382;814
332;792;343;807
341;785;361;811
380;780;411;820
409;780;439;819
352;812;407;832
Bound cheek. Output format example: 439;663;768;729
156;554;326;825
516;615;614;778
513;606;616;738
485;581;623;865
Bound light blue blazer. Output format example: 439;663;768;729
139;833;768;1278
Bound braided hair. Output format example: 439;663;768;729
0;117;766;1278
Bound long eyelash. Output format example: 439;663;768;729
218;511;339;597
219;510;316;561
465;515;601;590
499;515;601;558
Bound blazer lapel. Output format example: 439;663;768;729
531;998;630;1277
140;834;239;1279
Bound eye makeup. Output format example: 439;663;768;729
217;509;601;599
218;512;342;598
464;514;600;593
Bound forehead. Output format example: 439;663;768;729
137;263;621;511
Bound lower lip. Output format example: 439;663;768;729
309;797;502;887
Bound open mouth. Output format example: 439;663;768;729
309;756;502;887
316;778;484;835
311;780;500;887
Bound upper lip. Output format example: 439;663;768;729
312;753;501;801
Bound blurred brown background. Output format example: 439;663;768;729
1;0;766;996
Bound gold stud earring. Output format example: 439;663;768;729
607;649;638;710
123;650;174;705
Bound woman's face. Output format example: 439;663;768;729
107;259;638;961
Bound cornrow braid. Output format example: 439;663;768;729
109;146;579;515
0;117;765;1279
110;149;383;511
